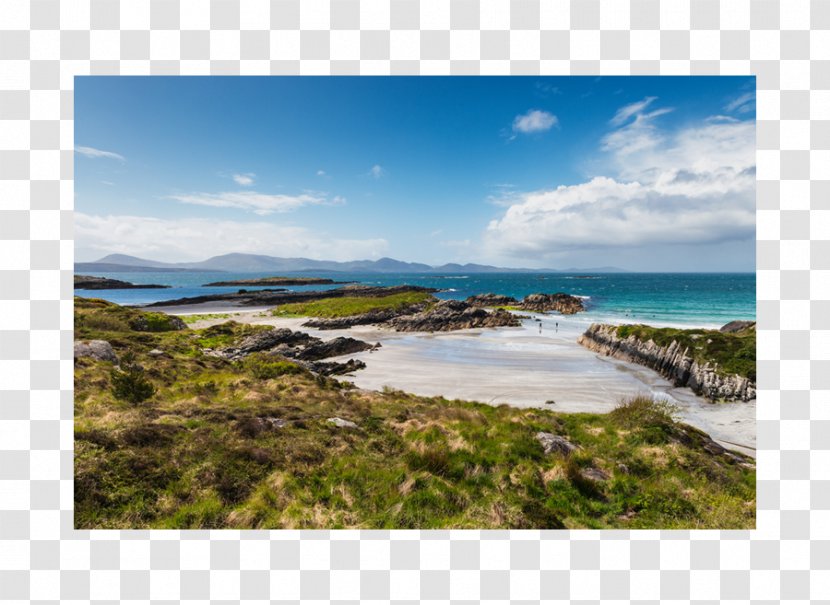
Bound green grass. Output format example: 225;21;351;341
181;313;232;324
614;324;756;381
270;291;434;318
74;297;756;530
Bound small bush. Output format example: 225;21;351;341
110;353;156;404
609;396;679;429
80;312;130;333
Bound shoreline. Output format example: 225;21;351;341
169;305;756;457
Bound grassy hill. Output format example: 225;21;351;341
74;298;755;529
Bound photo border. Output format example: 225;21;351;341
1;0;827;601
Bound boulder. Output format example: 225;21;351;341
719;320;756;333
74;340;117;363
328;417;358;429
536;432;579;456
580;467;610;482
518;292;585;315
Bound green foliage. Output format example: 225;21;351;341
609;395;679;429
75;297;182;336
194;321;272;349
181;313;232;324
109;353;155;404
271;291;434;318
614;324;756;381
241;353;305;380
132;312;179;332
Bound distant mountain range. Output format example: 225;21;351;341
75;253;627;275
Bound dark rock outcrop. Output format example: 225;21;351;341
720;320;756;333
309;359;367;376
385;299;521;332
303;302;430;330
518;292;585;315
74;275;169;290
294;336;375;361
466;293;518;307
209;327;374;375
577;323;756;401
216;328;316;359
74;340;118;363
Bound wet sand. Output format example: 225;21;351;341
169;306;756;457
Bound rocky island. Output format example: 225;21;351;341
74;274;170;290
147;284;437;308
203;276;352;287
578;322;756;402
466;291;586;315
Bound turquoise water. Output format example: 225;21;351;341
75;271;755;328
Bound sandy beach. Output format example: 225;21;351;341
161;303;756;457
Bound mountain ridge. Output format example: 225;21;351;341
76;253;628;274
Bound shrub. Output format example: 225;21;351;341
242;353;305;380
79;312;130;333
110;353;156;404
609;395;679;429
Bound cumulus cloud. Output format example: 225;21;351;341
232;173;255;186
512;109;558;134
168;190;345;215
316;169;327;177
486;98;755;259
75;213;389;262
75;146;125;162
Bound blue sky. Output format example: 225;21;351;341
75;76;755;271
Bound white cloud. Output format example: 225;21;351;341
609;97;657;126
75;213;389;262
725;92;755;114
486;100;755;259
602;98;674;158
75;146;125;162
232;173;255;186
316;169;327;177
369;164;384;179
512;109;558;134
168;190;345;215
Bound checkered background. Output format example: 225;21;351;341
0;0;827;602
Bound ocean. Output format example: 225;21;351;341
75;271;756;329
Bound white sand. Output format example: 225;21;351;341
168;306;756;456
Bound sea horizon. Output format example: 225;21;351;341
75;269;756;329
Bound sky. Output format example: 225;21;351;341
75;76;756;271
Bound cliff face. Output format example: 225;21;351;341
577;324;756;402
